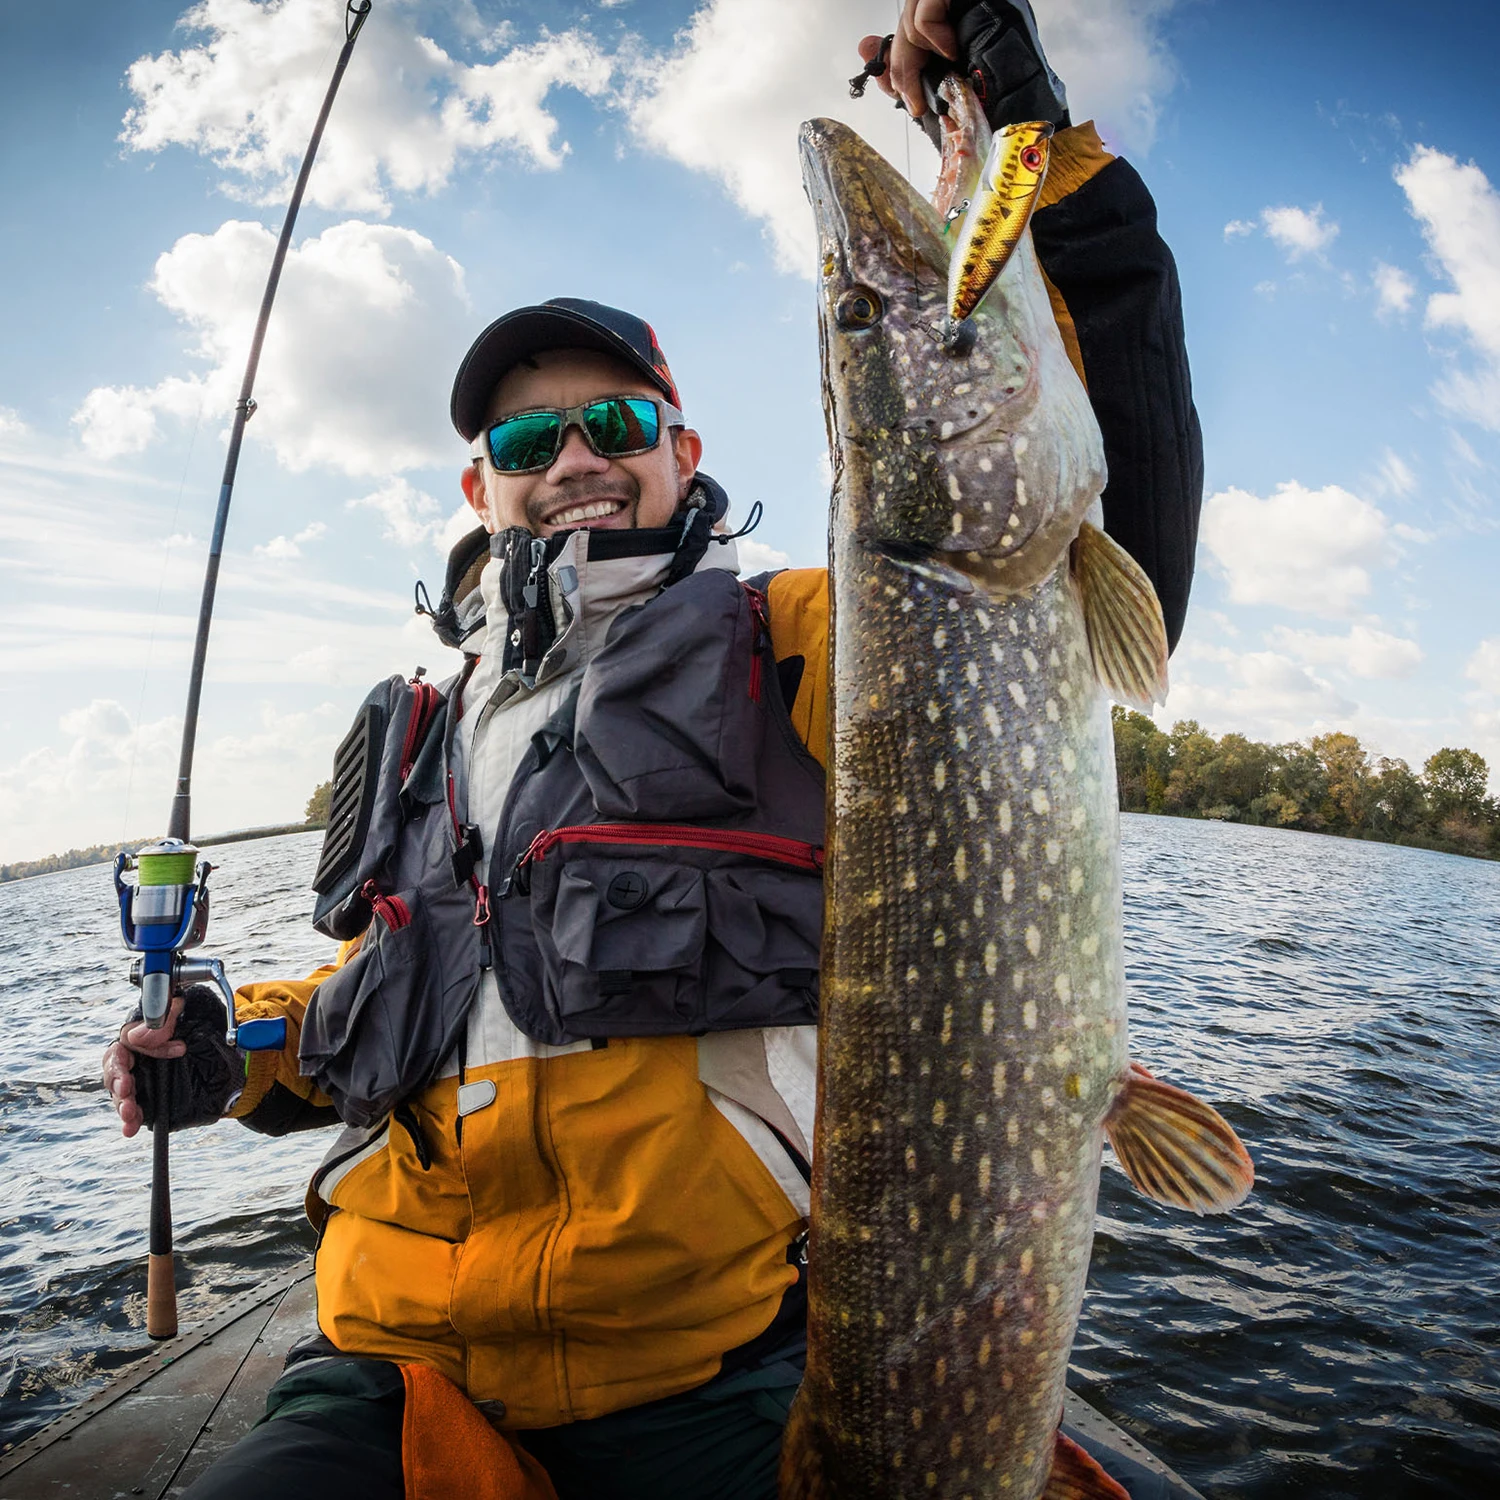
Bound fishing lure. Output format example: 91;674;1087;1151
945;120;1054;326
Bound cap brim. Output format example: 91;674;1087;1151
451;306;677;441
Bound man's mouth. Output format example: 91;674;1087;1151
540;496;630;529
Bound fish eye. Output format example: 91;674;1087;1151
1021;146;1045;171
835;287;883;330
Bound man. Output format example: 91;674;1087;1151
104;5;1201;1497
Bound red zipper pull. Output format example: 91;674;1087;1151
473;884;491;927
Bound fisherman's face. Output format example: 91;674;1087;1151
461;348;702;537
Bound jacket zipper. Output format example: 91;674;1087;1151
398;674;442;783
516;822;825;880
361;879;411;931
744;584;769;704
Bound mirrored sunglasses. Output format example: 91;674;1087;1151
477;396;683;475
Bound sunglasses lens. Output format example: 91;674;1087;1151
584;398;659;456
488;412;560;472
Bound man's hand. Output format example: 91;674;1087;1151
104;993;185;1138
858;0;958;120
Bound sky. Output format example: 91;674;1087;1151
1;0;1498;863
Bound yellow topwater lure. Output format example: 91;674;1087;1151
945;120;1054;325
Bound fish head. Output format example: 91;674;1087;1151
799;115;1106;591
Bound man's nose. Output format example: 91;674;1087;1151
545;424;609;481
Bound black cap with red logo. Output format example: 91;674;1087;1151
450;297;683;442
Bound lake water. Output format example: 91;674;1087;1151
1;818;1497;1496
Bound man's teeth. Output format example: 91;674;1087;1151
551;499;625;526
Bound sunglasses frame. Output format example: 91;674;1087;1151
473;395;685;475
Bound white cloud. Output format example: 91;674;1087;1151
1373;261;1415;316
346;477;445;549
1268;624;1424;680
1373;448;1418;498
625;0;1179;276
1468;637;1500;695
0;406;26;436
74;218;471;475
737;537;790;574
1199;481;1393;617
1395;144;1500;432
121;0;614;214
1160;644;1357;744
1223;218;1255;241
1260;203;1339;262
254;520;326;560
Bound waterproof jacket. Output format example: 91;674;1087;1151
223;119;1200;1427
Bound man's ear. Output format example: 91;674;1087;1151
460;461;493;530
674;427;704;499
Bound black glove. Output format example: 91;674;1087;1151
918;0;1072;146
129;985;244;1130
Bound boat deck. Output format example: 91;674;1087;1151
0;1270;1202;1498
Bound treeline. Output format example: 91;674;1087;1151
1113;709;1499;860
0;818;328;886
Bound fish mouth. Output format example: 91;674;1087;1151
799;118;949;290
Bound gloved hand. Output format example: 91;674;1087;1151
110;985;244;1131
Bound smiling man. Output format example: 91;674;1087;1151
102;4;1207;1497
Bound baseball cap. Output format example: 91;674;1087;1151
450;297;683;442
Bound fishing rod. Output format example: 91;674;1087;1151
113;0;373;1342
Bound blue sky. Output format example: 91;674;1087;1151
1;0;1497;862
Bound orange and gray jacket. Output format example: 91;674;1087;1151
221;121;1200;1427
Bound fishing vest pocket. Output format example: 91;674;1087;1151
498;824;822;1044
300;880;479;1128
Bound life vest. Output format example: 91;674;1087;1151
300;528;825;1128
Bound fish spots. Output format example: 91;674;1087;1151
1022;648;1039;673
983;704;1001;739
1065;1073;1082;1099
1025;924;1041;957
933;626;948;649
1046;1283;1060;1309
905;1144;917;1172
965;660;980;687
1060;745;1076;772
1022;999;1037;1029
949;1193;963;1221
1020;744;1037;771
911;1407;924;1430
1080;934;1099;956
1007;1118;1020;1144
926;700;942;724
998;800;1012;834
932;1099;948;1126
956;727;971;752
902;869;918;892
965;793;979;820
955;847;968;882
1071;806;1087;830
992;1062;1007;1098
947;473;963;502
864;888;885;909
1001;869;1016;905
933;927;947;949
1055;975;1072;1003
908;1205;921;1232
1069;867;1084;894
1045;838;1061;864
981;999;995;1034
894;794;909;814
1031;1147;1046;1174
1008;682;1028;709
890;1053;904;1078
978;1336;992;1367
1032;789;1051;815
1019;1248;1034;1276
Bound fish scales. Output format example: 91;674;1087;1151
816;556;1126;1495
787;108;1252;1500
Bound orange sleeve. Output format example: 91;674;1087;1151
224;941;361;1118
766;567;829;770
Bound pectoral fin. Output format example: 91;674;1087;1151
1071;521;1169;710
1104;1061;1255;1214
777;1393;828;1500
1042;1429;1131;1500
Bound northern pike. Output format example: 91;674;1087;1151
783;111;1254;1500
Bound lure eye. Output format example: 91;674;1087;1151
1021;146;1045;171
835;287;883;330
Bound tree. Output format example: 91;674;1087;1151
1163;720;1217;813
1368;757;1427;838
305;780;333;825
1311;732;1371;833
1423;748;1490;821
1111;707;1171;812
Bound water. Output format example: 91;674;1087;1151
1;819;1497;1495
